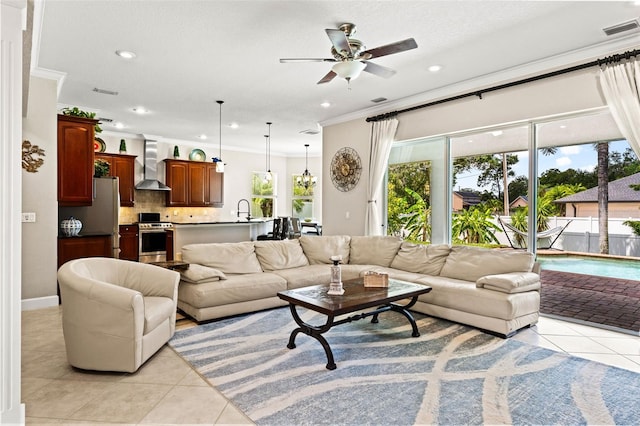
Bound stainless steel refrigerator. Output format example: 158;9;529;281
59;177;120;258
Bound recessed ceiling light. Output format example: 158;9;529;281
229;122;239;129
320;102;331;108
116;50;136;59
198;134;207;140
132;107;148;114
114;122;124;129
491;130;503;136
428;65;442;73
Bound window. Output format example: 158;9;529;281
251;172;276;218
291;174;315;220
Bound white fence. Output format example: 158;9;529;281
495;216;640;257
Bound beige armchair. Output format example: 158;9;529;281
57;257;180;373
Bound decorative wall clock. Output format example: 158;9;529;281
330;147;362;192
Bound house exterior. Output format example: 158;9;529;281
509;195;528;211
554;172;640;218
452;191;481;212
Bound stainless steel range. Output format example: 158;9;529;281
138;213;174;263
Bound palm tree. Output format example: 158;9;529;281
452;206;501;245
597;141;609;254
400;188;431;242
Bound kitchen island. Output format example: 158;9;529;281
171;220;273;260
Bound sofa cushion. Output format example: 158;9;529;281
179;264;227;284
299;235;351;264
254;239;309;271
178;272;287;308
181;242;263;274
349;236;402;267
439;246;535;282
476;272;540;293
390;243;451;275
414;275;540;321
272;265;333;289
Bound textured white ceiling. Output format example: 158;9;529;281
34;1;640;156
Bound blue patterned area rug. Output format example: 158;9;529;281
169;308;640;425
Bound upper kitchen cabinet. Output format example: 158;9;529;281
164;159;224;207
95;153;137;206
57;115;96;206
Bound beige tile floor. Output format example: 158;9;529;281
22;307;640;424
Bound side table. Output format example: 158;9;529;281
150;260;189;271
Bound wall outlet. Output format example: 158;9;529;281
22;212;36;223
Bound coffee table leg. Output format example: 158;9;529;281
390;296;421;337
286;304;337;370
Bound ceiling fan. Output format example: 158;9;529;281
279;23;418;85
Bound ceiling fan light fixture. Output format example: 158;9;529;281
332;61;366;81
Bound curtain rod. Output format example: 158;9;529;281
366;48;640;123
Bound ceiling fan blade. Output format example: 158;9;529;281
362;38;418;59
363;61;396;79
325;28;352;57
317;70;337;84
280;58;336;63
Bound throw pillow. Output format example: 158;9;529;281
390;243;451;275
254;239;309;271
349;236;402;267
299;235;351;264
181;241;263;274
180;264;227;284
439;246;535;282
476;272;540;293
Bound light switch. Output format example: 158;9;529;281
22;212;36;223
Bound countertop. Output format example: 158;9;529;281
58;232;112;238
172;219;272;225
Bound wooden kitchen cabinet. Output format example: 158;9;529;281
119;224;139;261
57;236;112;267
57;115;97;206
96;153;137;206
164;159;224;207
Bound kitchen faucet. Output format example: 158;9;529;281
237;199;252;221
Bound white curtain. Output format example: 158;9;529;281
599;57;640;158
365;118;399;236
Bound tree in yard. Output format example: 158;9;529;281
399;188;431;242
387;161;431;237
597;141;609;254
454;154;518;214
451;205;501;245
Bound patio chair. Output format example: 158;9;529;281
498;217;572;250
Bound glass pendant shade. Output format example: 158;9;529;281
332;61;366;81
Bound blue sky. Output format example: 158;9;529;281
456;140;634;192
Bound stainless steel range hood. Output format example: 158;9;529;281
135;139;171;191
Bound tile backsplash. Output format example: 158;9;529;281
119;190;226;224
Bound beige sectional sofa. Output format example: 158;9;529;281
176;235;541;337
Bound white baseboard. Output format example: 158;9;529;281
22;296;59;311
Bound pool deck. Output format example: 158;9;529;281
540;269;640;333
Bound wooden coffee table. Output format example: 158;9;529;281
277;277;432;370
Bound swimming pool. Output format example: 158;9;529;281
536;255;640;281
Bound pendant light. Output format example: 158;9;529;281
264;122;273;182
215;100;224;173
296;144;317;189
